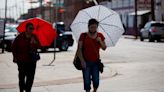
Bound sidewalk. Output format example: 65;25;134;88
0;51;117;92
1;37;164;92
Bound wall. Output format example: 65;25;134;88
155;0;164;21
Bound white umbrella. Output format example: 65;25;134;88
71;5;125;47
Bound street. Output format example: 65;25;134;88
0;36;164;92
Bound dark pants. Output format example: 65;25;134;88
17;62;36;92
82;61;99;91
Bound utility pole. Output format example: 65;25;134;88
29;0;34;18
134;0;138;39
56;0;59;22
22;0;25;15
126;0;131;33
151;0;155;20
2;0;8;53
48;1;53;23
15;0;18;20
40;0;44;19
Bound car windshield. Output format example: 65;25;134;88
151;23;164;27
5;25;18;32
9;27;17;32
5;26;12;32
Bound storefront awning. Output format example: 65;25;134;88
129;10;151;16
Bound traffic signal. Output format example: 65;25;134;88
58;8;65;13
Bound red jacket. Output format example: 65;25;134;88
12;32;40;63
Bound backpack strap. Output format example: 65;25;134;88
74;33;87;63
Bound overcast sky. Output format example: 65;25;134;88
0;0;40;20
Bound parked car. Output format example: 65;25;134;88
41;22;74;51
0;22;74;52
140;21;164;42
0;24;18;51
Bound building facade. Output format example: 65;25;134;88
19;0;164;35
63;0;94;29
19;0;112;29
155;0;164;21
63;0;111;29
100;0;152;35
101;0;164;35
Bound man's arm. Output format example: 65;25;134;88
12;38;18;63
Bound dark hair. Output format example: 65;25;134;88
88;18;99;27
26;22;33;29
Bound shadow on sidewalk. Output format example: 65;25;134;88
38;49;74;54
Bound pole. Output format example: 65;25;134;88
151;0;155;20
56;0;59;22
22;0;25;14
30;0;33;18
2;0;7;53
127;0;131;33
15;0;18;19
134;0;138;39
40;0;44;19
49;2;52;23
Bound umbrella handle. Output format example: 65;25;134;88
93;0;98;5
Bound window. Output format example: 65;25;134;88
151;23;164;27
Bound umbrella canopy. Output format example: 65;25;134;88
16;17;57;46
71;5;124;47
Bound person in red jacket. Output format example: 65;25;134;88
12;22;40;92
77;19;107;92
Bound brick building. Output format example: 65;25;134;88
19;0;111;30
19;0;164;34
19;5;54;23
63;0;111;29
